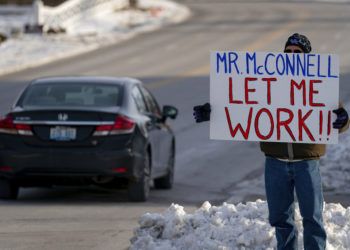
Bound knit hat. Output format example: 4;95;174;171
285;33;312;53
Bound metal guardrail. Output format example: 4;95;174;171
0;5;30;14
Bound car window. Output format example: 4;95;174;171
19;83;123;108
139;86;162;117
141;87;161;116
132;86;147;113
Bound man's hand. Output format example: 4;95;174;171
333;107;349;129
193;103;211;123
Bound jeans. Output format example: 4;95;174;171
265;157;327;250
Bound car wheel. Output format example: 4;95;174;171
127;152;151;202
154;148;174;189
0;179;19;200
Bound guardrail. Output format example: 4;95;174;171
42;0;129;29
0;5;30;15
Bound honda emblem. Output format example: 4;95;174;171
58;113;69;121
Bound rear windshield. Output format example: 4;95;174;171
19;83;123;108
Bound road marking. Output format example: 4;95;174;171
148;8;310;89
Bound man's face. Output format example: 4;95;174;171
284;45;304;53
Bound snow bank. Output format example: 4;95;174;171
0;0;190;76
42;0;129;31
320;129;350;193
130;200;350;250
0;6;30;37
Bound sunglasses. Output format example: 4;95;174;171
284;49;303;53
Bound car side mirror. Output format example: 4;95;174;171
163;105;178;120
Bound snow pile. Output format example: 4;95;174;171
130;200;350;250
0;0;190;75
320;130;350;193
58;0;189;35
0;7;30;36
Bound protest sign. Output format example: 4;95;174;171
210;51;339;144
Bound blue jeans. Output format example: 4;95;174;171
265;157;327;250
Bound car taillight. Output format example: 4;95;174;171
0;166;13;172
93;115;135;136
0;115;33;136
112;167;127;173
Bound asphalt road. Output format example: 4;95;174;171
1;0;350;249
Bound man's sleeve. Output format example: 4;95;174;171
339;102;349;134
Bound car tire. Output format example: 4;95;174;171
127;152;151;202
154;148;174;190
0;179;19;200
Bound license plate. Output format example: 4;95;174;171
50;126;77;141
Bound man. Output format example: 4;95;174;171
193;33;349;250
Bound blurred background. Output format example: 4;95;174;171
0;0;63;5
0;0;350;249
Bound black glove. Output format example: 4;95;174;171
333;107;349;129
193;103;211;123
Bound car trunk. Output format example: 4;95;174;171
11;109;120;147
2;108;136;171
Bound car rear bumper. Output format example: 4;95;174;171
0;147;143;180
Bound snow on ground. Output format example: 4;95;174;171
0;7;30;34
320;128;350;193
0;0;190;75
130;200;350;250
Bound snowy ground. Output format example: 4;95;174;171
130;200;350;250
0;0;190;76
320;129;350;193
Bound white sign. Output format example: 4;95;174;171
210;51;339;144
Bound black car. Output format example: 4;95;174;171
0;77;178;201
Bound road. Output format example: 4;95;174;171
1;0;350;249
